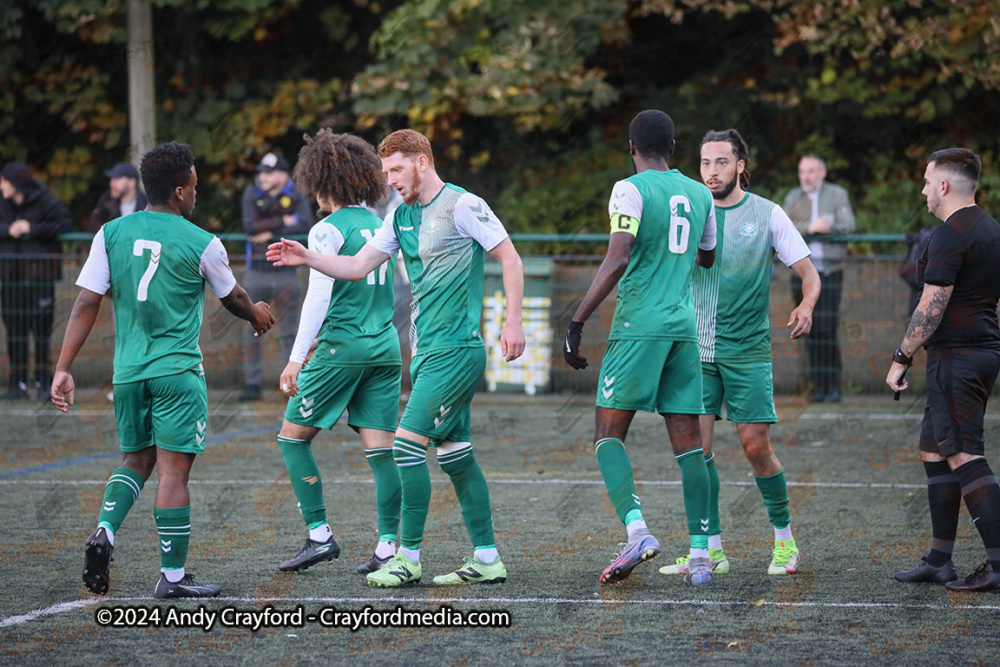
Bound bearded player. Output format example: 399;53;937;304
660;129;819;579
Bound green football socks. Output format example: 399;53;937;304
705;452;721;537
96;467;145;541
596;437;641;524
154;505;190;572
393;437;430;550
439;443;495;549
676;447;710;550
278;435;327;526
365;446;401;542
755;468;791;531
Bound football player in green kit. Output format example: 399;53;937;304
268;129;525;587
52;142;275;598
660;129;819;578
563;110;718;586
273;129;403;575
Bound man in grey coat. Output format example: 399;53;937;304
783;155;855;402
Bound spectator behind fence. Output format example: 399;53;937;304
783;155;856;403
86;162;148;232
239;152;315;401
0;161;73;400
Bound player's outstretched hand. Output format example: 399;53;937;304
564;321;588;369
787;304;813;339
280;361;303;397
252;301;275;336
51;370;75;414
500;323;526;362
266;238;308;267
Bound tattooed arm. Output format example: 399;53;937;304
886;283;954;393
900;284;954;357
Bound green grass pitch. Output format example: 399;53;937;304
1;392;998;666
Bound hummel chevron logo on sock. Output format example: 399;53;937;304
103;502;116;512
700;519;710;532
161;539;172;553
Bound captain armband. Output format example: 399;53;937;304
610;213;640;237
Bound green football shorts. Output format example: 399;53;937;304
399;346;486;443
114;369;208;454
701;359;777;423
596;339;703;414
284;363;401;432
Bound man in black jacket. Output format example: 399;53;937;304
0;161;73;400
86;162;148;232
238;153;314;400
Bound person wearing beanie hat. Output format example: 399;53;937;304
86;162;148;232
0;161;74;400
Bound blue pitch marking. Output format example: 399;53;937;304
0;425;280;479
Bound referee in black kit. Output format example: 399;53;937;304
887;147;1000;592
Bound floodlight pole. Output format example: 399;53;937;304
127;0;156;165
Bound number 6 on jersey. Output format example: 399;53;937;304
133;239;162;301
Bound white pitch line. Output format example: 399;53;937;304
0;599;101;628
0;478;928;489
3;595;998;629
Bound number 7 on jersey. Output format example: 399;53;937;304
133;239;162;301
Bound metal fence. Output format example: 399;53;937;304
0;235;926;397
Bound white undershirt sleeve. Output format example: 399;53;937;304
608;180;643;220
699;202;717;251
770;206;811;267
454;193;509;251
200;237;237;298
76;227;111;295
289;222;344;364
368;210;401;255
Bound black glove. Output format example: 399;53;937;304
564;320;588;369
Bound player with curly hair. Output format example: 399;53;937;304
268;128;526;588
273;130;403;575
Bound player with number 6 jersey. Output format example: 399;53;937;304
51;142;274;599
563;110;718;587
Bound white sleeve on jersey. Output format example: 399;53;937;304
454;193;508;251
608;180;643;221
368;210;401;255
289;222;344;364
699;201;718;251
200;237;237;298
769;205;811;267
76;227;110;295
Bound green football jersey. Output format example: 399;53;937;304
310;207;400;367
607;169;716;342
692;192;810;362
79;210;237;383
369;184;509;356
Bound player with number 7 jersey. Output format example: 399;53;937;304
95;211;235;382
53;142;273;600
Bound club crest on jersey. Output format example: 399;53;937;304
741;220;758;236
